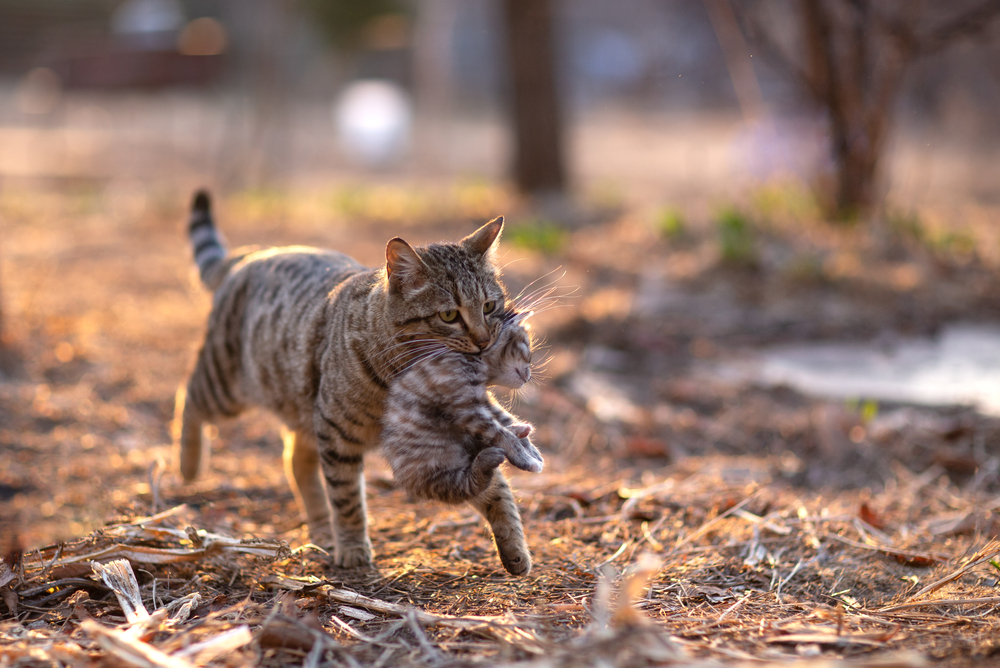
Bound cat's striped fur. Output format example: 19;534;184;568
381;315;540;574
383;313;541;482
175;190;533;574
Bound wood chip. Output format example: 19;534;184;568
82;620;193;668
340;605;377;622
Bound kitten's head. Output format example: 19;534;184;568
484;311;532;389
384;217;508;355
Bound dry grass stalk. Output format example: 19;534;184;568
82;619;194;668
91;558;149;623
898;537;1000;603
172;625;253;664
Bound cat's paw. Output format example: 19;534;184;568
501;434;544;473
307;523;336;550
495;536;532;576
335;540;374;568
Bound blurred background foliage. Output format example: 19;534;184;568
0;0;997;219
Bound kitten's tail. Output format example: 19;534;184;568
188;189;228;291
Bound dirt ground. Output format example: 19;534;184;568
4;181;1000;667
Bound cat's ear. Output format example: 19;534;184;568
386;237;427;290
462;216;503;258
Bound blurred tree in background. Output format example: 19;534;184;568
740;0;1000;219
501;0;567;197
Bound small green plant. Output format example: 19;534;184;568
716;206;756;266
507;219;569;255
656;208;686;239
844;398;879;423
861;399;879;423
886;210;925;242
934;230;976;259
752;181;820;221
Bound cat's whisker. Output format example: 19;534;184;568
515;294;569;315
515;290;578;315
513;284;578;312
499;255;527;272
519;302;573;318
377;341;448;375
402;347;453;374
511;267;566;301
382;338;441;354
513;288;576;314
380;347;445;375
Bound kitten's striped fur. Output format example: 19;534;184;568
381;315;540;571
175;190;533;573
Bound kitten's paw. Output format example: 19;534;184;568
502;437;544;473
473;447;507;475
335;540;374;568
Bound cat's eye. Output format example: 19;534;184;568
439;310;459;323
482;300;497;314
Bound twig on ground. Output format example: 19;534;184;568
902;538;1000;602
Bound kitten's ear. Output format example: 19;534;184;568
386;237;427;290
462;216;503;258
510;310;534;326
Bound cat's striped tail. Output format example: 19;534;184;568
188;190;228;291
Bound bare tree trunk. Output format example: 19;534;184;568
501;0;566;195
800;0;903;217
742;0;1000;220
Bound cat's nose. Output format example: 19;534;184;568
517;367;531;382
474;335;491;351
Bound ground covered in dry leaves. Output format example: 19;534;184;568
3;183;1000;667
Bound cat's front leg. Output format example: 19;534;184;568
314;417;373;568
470;470;531;576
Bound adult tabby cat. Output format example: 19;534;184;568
382;311;543;507
176;191;533;574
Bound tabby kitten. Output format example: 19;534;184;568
176;191;533;574
382;311;542;509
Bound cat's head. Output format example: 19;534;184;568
384;217;508;355
484;311;532;389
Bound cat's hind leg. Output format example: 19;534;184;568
282;428;336;549
470;471;531;576
173;346;243;482
417;447;506;503
172;385;205;483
